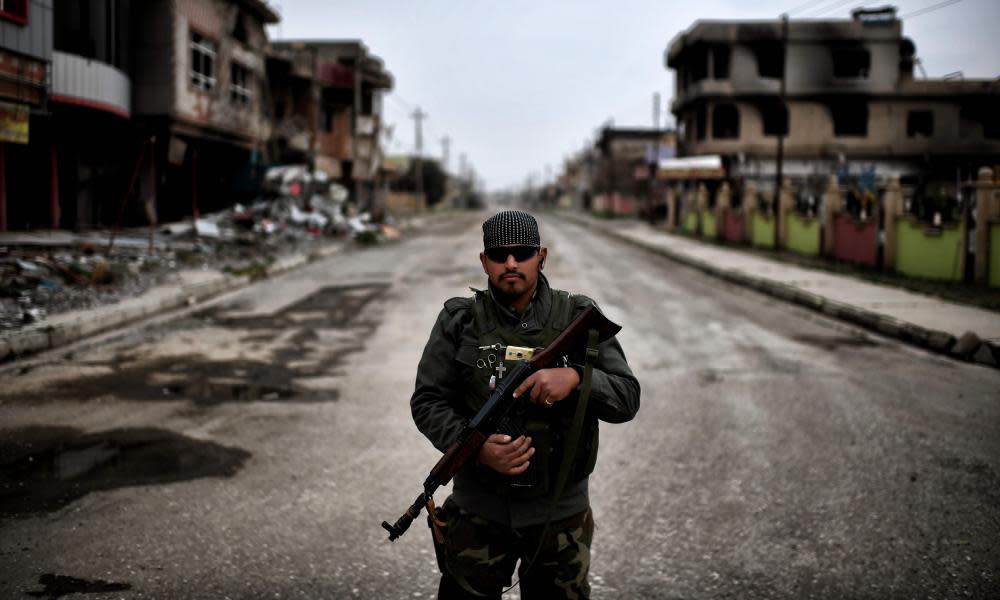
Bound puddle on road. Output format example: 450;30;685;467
26;574;131;598
0;426;250;517
2;284;384;405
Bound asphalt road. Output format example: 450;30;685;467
1;211;998;599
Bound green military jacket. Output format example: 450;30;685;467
411;274;640;528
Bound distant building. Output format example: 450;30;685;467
591;126;676;216
268;40;393;214
665;7;1000;195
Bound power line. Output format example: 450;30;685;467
785;0;831;15
900;0;963;19
804;0;860;17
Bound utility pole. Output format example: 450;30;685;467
653;92;661;129
440;135;450;172
411;107;427;201
774;13;789;249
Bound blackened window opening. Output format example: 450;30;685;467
696;105;707;140
753;42;784;79
233;11;249;44
712;104;740;139
832;46;871;79
831;101;868;136
906;110;933;137
712;46;730;79
689;45;709;82
761;103;788;137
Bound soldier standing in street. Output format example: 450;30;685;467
410;210;640;599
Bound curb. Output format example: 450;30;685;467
0;242;344;363
559;212;1000;370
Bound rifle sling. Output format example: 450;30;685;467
521;328;599;575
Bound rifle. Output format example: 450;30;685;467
382;304;621;541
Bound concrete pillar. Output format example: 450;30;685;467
716;182;731;236
882;176;903;269
665;186;677;230
778;176;795;247
743;181;757;238
973;167;999;283
821;175;841;257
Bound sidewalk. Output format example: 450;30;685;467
560;212;1000;369
0;242;343;363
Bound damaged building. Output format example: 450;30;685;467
665;6;1000;196
591;126;676;217
0;0;328;232
0;0;54;231
268;40;393;215
132;0;278;224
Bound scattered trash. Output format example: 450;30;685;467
1;165;407;332
194;219;222;239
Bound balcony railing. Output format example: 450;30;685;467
51;51;131;118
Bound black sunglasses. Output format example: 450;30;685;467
485;246;539;263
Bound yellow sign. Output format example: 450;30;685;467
0;101;29;144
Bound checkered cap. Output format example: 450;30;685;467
482;210;540;250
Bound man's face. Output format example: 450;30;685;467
480;245;548;299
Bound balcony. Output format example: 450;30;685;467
51;51;131;118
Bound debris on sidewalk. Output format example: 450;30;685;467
1;165;411;333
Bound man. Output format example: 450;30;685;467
411;210;640;599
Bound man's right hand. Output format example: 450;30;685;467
478;434;534;475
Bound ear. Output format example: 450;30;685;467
539;247;548;269
479;252;489;274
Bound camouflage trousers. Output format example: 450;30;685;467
428;497;594;600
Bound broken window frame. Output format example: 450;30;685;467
906;110;933;138
189;30;217;92
711;103;740;140
0;0;27;25
229;62;252;106
695;104;707;141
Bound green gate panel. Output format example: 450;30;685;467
701;210;718;238
683;211;698;234
895;218;963;281
990;222;1000;288
787;213;820;256
751;213;775;248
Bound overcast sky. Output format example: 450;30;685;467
269;0;1000;191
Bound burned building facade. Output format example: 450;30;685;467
268;40;393;214
132;0;278;223
665;7;1000;196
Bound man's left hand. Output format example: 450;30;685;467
513;367;580;407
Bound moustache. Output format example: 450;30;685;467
500;271;525;279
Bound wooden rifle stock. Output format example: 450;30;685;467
382;302;621;542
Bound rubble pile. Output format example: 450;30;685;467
0;244;170;331
0;165;403;333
